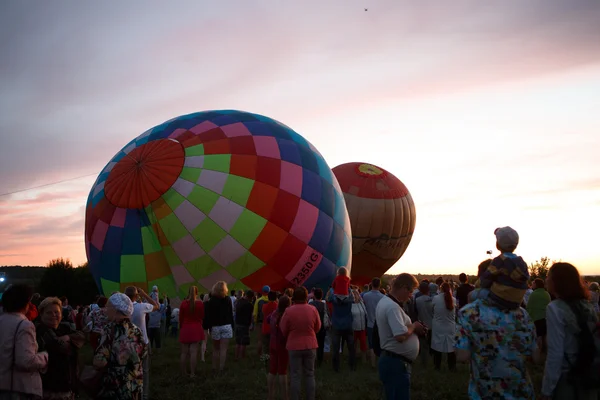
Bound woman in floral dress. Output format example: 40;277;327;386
93;293;147;400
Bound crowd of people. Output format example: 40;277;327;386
0;226;599;400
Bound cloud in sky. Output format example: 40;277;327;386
1;0;600;274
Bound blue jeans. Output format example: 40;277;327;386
379;353;411;400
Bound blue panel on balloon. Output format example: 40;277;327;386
324;223;345;264
125;209;141;229
301;169;322;207
278;139;302;165
319;179;335;218
100;251;121;282
309;211;333;254
333;191;347;227
121;228;143;255
103;227;124;254
298;146;319;174
244;121;271;137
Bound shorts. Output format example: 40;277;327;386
366;327;374;349
235;325;250;346
269;349;289;375
534;318;547;337
354;330;367;352
211;324;233;340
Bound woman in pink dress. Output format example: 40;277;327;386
179;286;205;378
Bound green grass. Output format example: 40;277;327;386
79;332;546;400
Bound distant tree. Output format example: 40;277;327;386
38;258;98;306
529;257;555;281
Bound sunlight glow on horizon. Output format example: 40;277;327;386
1;1;599;277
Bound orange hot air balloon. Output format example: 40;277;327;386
332;162;416;286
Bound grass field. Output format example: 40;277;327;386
80;331;546;400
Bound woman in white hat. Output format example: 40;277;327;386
93;293;148;400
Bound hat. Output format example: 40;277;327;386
152;285;158;292
429;283;438;294
495;226;519;252
109;293;134;316
262;285;271;294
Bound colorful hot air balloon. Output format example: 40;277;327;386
85;110;351;299
332;162;416;286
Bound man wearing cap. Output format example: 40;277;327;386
253;285;270;357
125;286;159;400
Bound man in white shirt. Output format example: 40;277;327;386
126;286;159;400
362;278;385;367
376;273;426;400
414;281;434;366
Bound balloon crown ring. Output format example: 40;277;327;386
356;163;387;178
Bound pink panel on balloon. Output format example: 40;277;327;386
172;235;206;264
289;200;319;244
253;136;281;159
110;207;127;228
279;161;303;197
171;265;195;286
91;220;110;250
190;121;218;135
221;122;252;138
169;128;188;139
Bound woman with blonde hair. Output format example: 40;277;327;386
36;297;85;400
179;286;205;377
204;281;234;372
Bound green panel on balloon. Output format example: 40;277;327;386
185;144;204;157
120;255;146;282
192;218;226;252
185;255;222;280
187;185;220;214
228;281;249;291
226;252;265;279
145;207;158;225
203;154;231;173
162;246;182;267
141;226;162;254
159;213;188;243
229;209;268;248
148;276;177;298
101;278;120;295
180;167;201;184
178;282;194;299
163;188;186;211
222;175;254;207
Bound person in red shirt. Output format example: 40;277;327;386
332;267;351;298
261;291;279;356
267;295;291;400
179;286;205;377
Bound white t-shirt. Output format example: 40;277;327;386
132;302;155;344
375;295;419;360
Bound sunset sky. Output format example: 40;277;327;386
1;0;600;276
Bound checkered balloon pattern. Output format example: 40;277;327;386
85;110;352;299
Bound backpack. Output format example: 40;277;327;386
565;300;600;389
256;298;267;323
311;301;331;332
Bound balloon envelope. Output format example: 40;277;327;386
332;162;416;286
85;110;352;299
